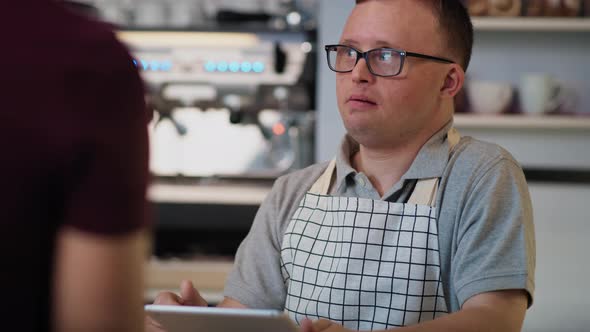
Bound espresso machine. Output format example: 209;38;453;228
117;29;316;179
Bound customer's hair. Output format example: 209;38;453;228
355;0;474;71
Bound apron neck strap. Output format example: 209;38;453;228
407;127;462;206
447;127;461;150
309;128;462;200
407;178;439;206
309;159;336;195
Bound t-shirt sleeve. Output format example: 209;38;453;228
223;176;290;309
62;31;150;235
452;158;535;308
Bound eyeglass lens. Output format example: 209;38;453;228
327;45;403;76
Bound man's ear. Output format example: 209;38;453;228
440;64;465;98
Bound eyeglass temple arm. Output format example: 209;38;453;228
405;52;453;64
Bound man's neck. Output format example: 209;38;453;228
351;137;423;197
350;112;453;197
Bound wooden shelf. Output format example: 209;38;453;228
454;114;590;130
453;114;590;170
472;17;590;32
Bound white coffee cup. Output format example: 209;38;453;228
519;74;566;115
466;80;514;114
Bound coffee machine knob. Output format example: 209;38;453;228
223;94;244;124
229;110;243;124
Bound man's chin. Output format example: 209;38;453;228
344;124;378;145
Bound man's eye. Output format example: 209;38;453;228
346;49;356;57
379;52;392;61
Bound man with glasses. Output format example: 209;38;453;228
148;1;535;332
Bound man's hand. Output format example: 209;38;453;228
154;279;208;306
145;280;208;332
300;318;354;332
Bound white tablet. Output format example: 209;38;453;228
145;305;300;332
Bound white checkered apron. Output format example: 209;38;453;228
280;129;460;330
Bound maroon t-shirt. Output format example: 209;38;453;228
0;1;150;330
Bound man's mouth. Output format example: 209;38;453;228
348;95;377;106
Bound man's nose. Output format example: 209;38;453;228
351;57;373;83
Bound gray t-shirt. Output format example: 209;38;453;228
224;121;535;313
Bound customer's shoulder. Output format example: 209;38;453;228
43;5;131;64
71;20;130;63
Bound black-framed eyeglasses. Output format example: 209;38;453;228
325;44;454;77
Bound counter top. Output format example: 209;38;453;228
149;182;271;205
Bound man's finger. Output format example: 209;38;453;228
179;280;208;306
153;291;183;306
313;319;336;331
300;318;336;332
300;318;316;332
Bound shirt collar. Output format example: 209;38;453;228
333;120;455;190
334;135;360;190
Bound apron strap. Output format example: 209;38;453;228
407;178;439;206
309;128;462;201
447;127;461;150
309;159;336;195
408;128;462;206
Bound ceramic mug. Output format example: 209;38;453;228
466;80;514;114
519;74;567;115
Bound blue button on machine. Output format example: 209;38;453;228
149;61;160;71
160;61;172;71
240;62;252;73
217;61;229;72
229;61;240;73
202;60;265;74
140;60;149;71
204;61;216;72
252;61;265;73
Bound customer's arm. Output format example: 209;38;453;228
52;28;151;332
53;227;149;332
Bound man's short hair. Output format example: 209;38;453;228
355;0;474;71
